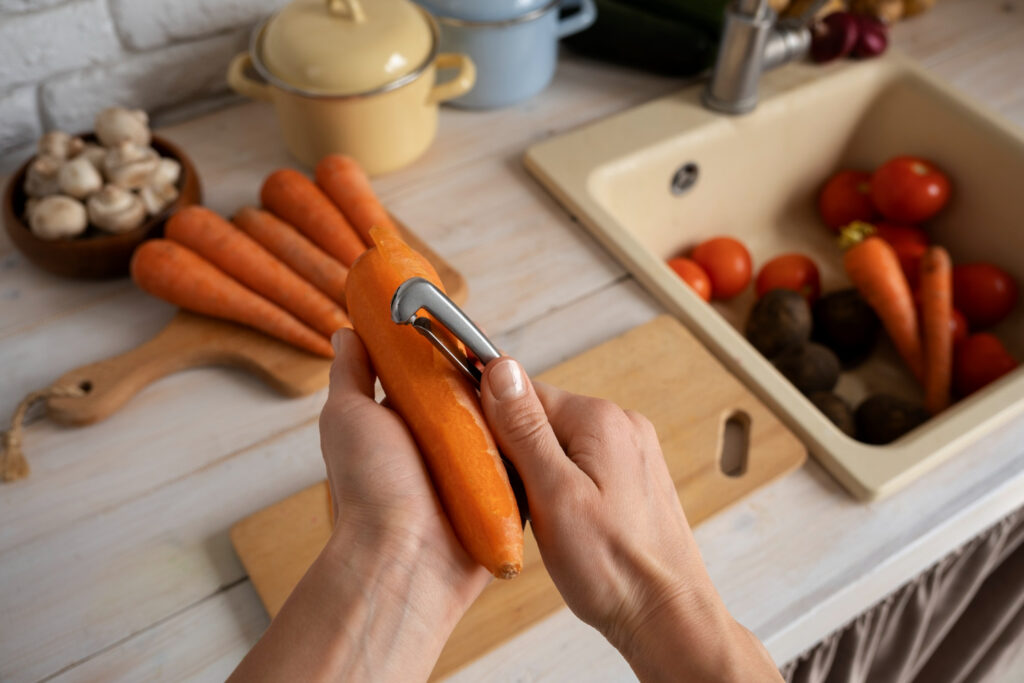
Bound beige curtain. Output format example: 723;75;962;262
781;506;1024;683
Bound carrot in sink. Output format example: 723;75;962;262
261;168;367;266
842;223;925;383
131;240;334;358
233;207;349;307
920;246;953;414
166;206;350;338
315;154;399;244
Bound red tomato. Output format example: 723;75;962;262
667;257;712;301
954;333;1018;397
755;253;821;303
818;170;876;231
953;263;1019;329
691;237;752;300
873;222;928;249
871;156;951;223
873;222;929;288
950;309;969;347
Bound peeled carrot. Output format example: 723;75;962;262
843;228;925;382
131;240;333;358
233;207;349;307
315;154;399;244
261;168;367;266
920;246;953;414
166;206;350;339
346;226;523;579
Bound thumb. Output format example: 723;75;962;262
480;358;572;498
325;328;376;407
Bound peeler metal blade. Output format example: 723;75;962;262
391;277;501;388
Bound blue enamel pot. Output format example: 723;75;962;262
425;0;596;109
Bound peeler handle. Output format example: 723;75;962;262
391;277;501;367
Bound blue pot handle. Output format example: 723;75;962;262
557;0;596;39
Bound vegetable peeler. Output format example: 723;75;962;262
391;276;529;521
390;277;501;388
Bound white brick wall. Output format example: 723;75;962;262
109;0;284;50
0;0;288;160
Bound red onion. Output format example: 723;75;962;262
811;12;860;64
853;14;889;59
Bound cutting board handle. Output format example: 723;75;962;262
46;311;333;426
47;313;233;425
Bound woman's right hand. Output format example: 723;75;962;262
479;357;781;682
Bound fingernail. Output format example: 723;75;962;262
490;358;526;400
331;330;343;353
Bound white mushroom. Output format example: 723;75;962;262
37;131;81;160
57;157;104;199
139;183;179;215
104;142;159;190
87;185;147;233
28;195;88;240
24;155;63;197
150;157;181;188
74;143;107;172
94;107;151;148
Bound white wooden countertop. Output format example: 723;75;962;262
2;1;1023;680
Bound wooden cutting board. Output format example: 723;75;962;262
230;314;806;679
46;223;465;426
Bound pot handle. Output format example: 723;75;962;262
557;0;597;38
427;53;476;105
227;53;273;102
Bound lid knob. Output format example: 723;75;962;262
326;0;366;22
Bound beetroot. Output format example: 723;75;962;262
811;12;859;63
853;14;889;59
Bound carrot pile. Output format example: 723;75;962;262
130;154;400;358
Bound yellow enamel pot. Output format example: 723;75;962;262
227;0;475;175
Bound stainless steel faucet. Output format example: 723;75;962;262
703;0;829;114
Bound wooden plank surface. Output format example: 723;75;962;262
1;1;1023;681
230;316;806;679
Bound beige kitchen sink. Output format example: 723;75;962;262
525;55;1024;500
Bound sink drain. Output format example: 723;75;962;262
670;162;699;196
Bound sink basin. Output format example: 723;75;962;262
525;55;1024;500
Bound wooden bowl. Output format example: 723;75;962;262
2;135;201;279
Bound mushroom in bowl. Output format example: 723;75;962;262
2;107;201;279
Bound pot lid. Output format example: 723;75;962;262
415;0;552;23
260;0;434;96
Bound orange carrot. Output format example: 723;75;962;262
315;154;399;244
920;246;953;414
843;228;925;382
261;168;367;266
233;207;349;307
131;240;333;358
346;226;523;579
166;206;350;338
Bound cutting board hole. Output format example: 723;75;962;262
719;411;750;477
78;380;93;394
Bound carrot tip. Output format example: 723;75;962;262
495;563;521;580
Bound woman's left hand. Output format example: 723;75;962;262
230;329;489;682
319;328;492;607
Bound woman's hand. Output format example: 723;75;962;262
319;328;491;603
230;330;489;683
480;357;781;682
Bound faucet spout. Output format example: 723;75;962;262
702;0;820;114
